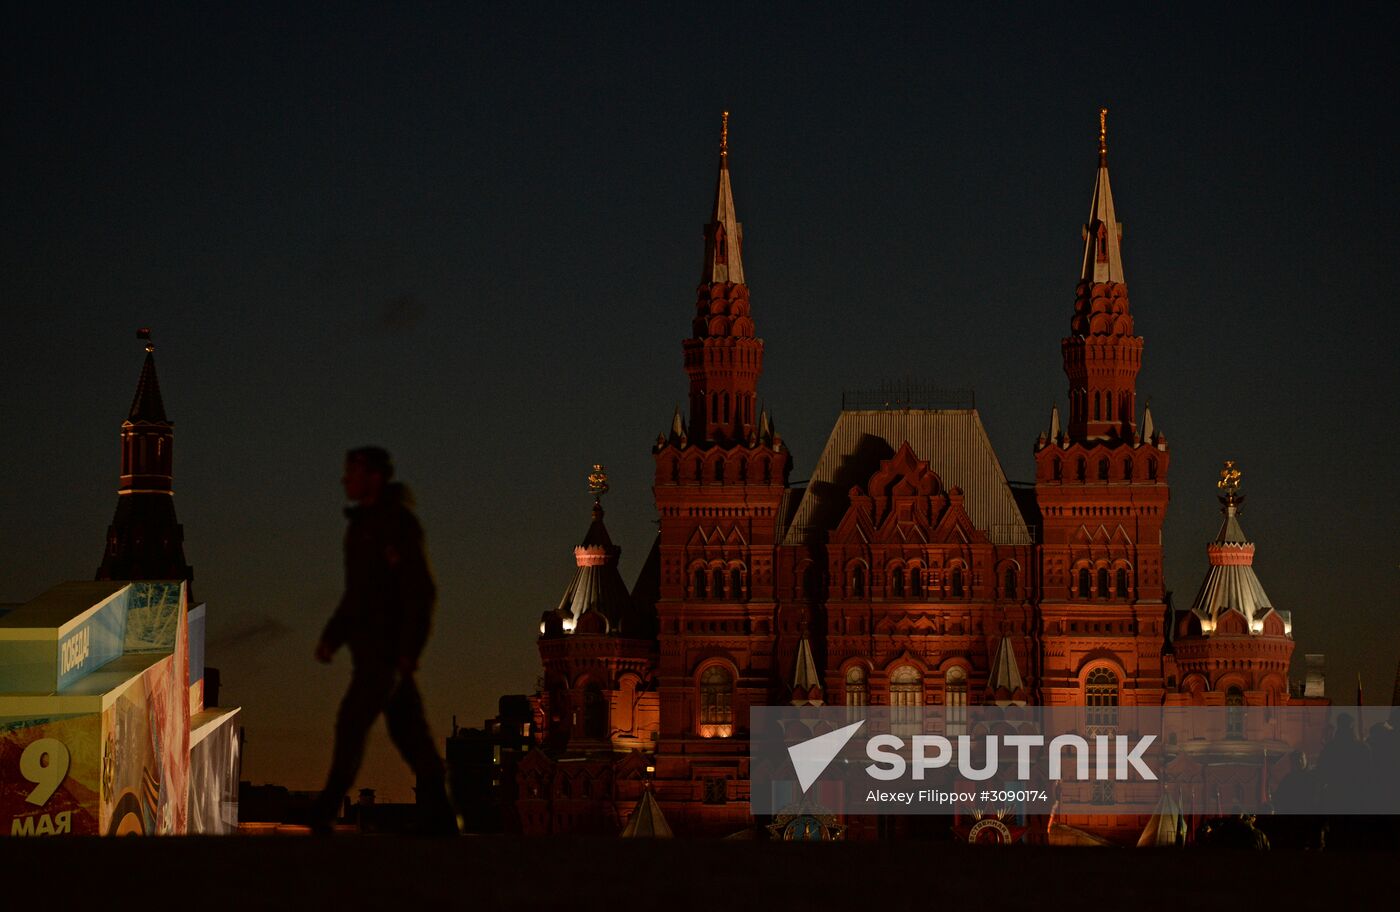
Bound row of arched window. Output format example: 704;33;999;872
1075;565;1132;600
664;453;774;484
837;565;1021;599
1051;454;1158;482
708;390;755;427
1070;389;1133;424
692;565;747;600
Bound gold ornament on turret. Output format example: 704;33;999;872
720;110;729;157
1098;107;1108;159
588;463;609;500
1217;460;1242;496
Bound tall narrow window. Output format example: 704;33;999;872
951;567;964;598
1098;459;1109;481
583;684;607;741
1053;458;1062;481
1097;568;1110;598
909;566;923;597
1122;457;1133;480
851;565;866;597
722;392;730;423
1106;394;1114;421
694;569;707;598
1116;568;1129;598
1086;668;1119;735
1147;458;1158;480
715;460;724;482
945;666;968;736
891;568;905;597
730;568;744;601
1093;391;1101;421
699;667;734;737
1003;567;1017;598
845;666;868;714
1078;568;1091;598
890;666;922;736
1076;458;1087;481
1226;686;1245;739
712;569;725;600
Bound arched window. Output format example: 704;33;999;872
694;568;707;598
845;666;868;708
945;666;968;736
851;565;866;598
1097;568;1110;598
1078;568;1091;599
1097;459;1109;481
1076;458;1086;481
1106;393;1114;421
1226;686;1245;739
1086;668;1119;733
909;566;923;597
730;568;744;601
891;568;905;597
1053;457;1062;481
951;567;965;598
1093;391;1101;421
1122;457;1133;480
890;666;922;736
714;460;724;482
722;392;730;423
1003;567;1017;597
583;684;607;741
710;393;718;424
699;666;733;737
712;569;725;600
1115;568;1129;598
1147;457;1158;480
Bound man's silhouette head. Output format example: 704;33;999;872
343;446;394;505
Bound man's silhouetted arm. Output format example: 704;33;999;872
394;514;437;671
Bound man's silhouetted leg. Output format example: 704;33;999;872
310;666;395;829
385;674;456;834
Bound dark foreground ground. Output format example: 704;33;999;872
3;837;1389;910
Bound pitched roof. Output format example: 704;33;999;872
128;352;168;423
555;503;631;631
1080;108;1126;285
700;112;744;285
1188;501;1288;635
621;789;673;838
781;409;1031;545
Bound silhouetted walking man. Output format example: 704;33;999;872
310;446;455;834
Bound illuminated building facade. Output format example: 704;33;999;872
523;111;1323;843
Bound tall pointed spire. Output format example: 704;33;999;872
97;329;193;592
129;330;167;422
684;111;765;445
1080;107;1125;285
1061;107;1144;443
701;110;744;285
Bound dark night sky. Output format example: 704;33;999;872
3;3;1397;800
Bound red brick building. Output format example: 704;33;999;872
519;112;1321;842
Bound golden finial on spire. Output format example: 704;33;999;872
1217;459;1242;496
137;327;154;353
588;463;609;500
1098;106;1108;160
720;110;729;157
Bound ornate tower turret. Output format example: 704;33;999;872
97;330;194;592
1033;111;1171;707
1172;461;1295;701
684;111;765;446
1063;107;1143;443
